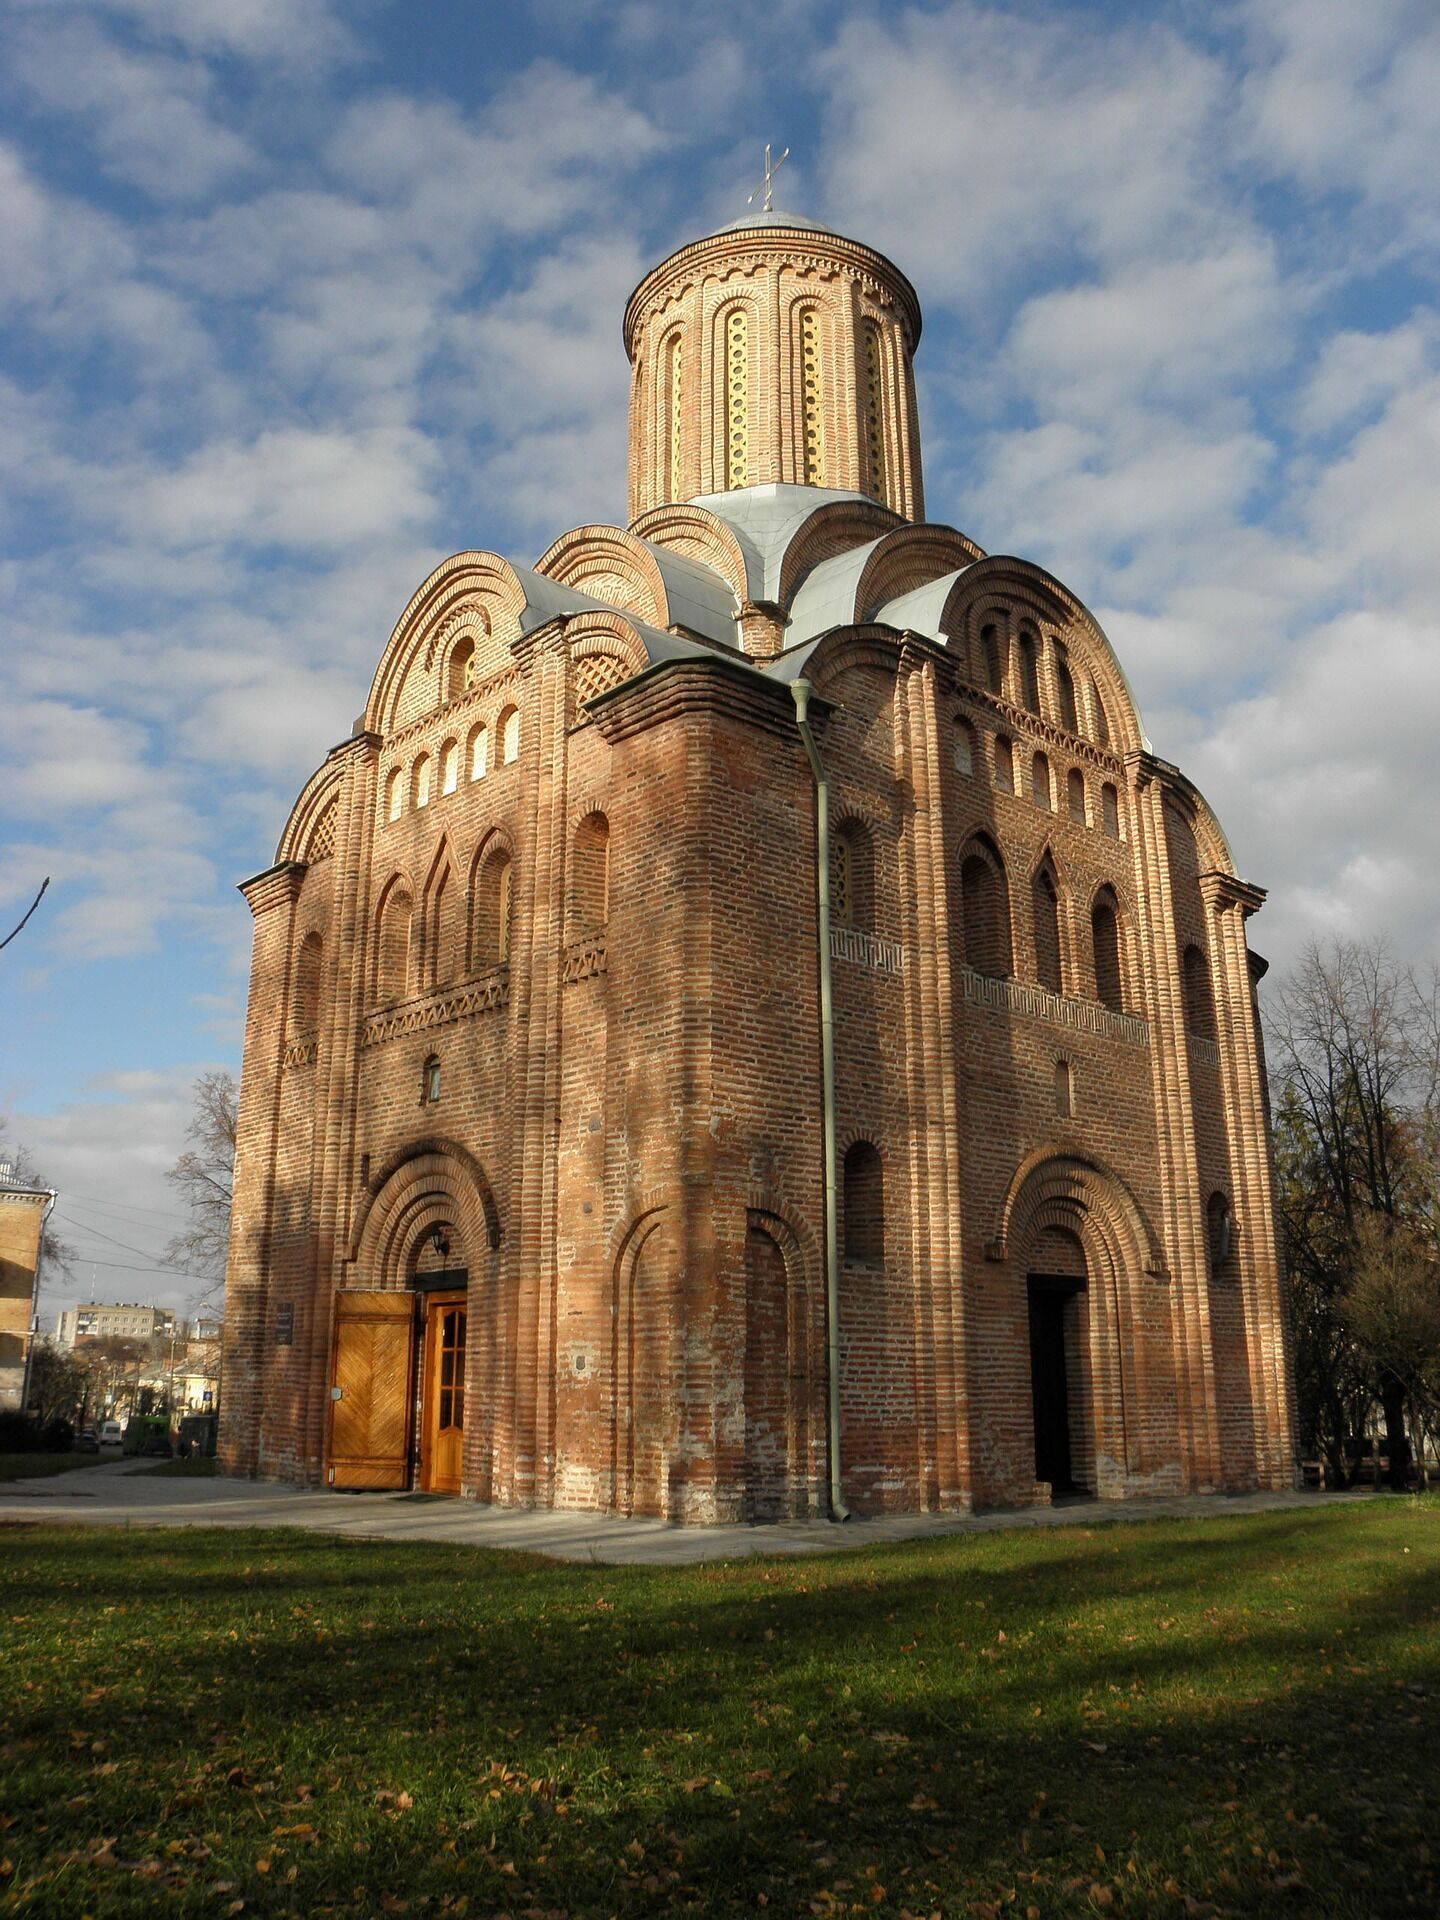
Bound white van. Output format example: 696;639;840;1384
98;1420;125;1454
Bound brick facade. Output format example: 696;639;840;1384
220;211;1296;1518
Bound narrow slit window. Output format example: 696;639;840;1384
726;308;748;490
668;331;684;503
800;308;824;486
863;321;886;505
1032;750;1052;810
1067;768;1086;822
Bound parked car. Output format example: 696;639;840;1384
98;1419;124;1453
76;1428;99;1454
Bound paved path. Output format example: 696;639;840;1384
0;1461;1384;1565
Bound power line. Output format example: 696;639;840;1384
51;1254;216;1283
61;1190;192;1227
53;1210;170;1265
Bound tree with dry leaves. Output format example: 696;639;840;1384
163;1070;237;1313
1270;937;1439;1487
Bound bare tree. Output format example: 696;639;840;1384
1270;937;1437;1487
163;1071;237;1312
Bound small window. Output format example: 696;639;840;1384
831;833;852;928
1032;751;1052;811
412;754;432;810
439;739;458;796
1032;864;1062;994
446;639;474;703
843;1141;884;1266
1101;783;1120;838
960;840;1012;978
1055;649;1079;732
1092;682;1111;746
831;822;874;932
469;722;489;781
500;706;520;765
571;813;610;935
385;768;403;823
1018;630;1042;713
1092;889;1124;1012
981;623;1005;695
994;735;1014;794
293;930;323;1035
376;883;413;1003
1183;944;1216;1041
954;717;975;776
1054;1058;1074;1118
1067;768;1086;823
421;1054;441;1105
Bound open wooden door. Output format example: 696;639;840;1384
419;1291;466;1494
328;1290;415;1489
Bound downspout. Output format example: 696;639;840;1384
791;679;850;1522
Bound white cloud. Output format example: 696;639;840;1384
1295;320;1435;437
14;0;354;69
1238;0;1440;259
9;15;257;203
1005;243;1297;424
110;424;442;554
815;4;1231;307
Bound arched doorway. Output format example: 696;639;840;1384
996;1150;1171;1502
330;1146;499;1495
1027;1227;1090;1495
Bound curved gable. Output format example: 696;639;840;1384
535;526;670;630
277;761;344;867
945;556;1149;756
629;503;754;603
365;552;528;738
777;498;902;607
855;524;985;622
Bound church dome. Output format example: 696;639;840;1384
622;209;925;527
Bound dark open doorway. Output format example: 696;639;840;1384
1028;1274;1086;1493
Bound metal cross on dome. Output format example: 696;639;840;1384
747;143;790;213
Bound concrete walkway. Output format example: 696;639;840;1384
0;1460;1385;1565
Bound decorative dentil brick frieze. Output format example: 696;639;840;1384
561;935;607;984
959;967;1150;1046
360;969;510;1048
830;925;905;975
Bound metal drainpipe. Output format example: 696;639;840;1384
791;679;850;1523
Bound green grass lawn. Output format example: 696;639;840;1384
1;1502;1436;1918
0;1453;99;1482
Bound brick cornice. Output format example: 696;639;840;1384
624;226;922;351
589;655;797;743
239;862;307;916
1199;870;1266;916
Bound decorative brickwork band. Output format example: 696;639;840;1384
360;969;509;1047
283;1035;318;1069
959;967;1150;1046
561;934;607;984
830;925;905;975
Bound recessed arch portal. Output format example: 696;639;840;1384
991;1150;1175;1500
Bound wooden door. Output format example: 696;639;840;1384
328;1291;415;1489
420;1292;467;1495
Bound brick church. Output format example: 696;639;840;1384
219;197;1296;1519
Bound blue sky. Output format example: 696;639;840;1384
2;0;1438;1322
